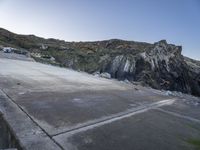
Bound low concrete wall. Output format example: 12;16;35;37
0;114;21;150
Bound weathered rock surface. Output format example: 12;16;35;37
90;40;200;97
0;28;199;96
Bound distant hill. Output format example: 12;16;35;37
0;27;199;96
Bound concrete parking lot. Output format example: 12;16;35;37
0;55;200;150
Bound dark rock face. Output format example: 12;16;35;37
0;28;199;96
99;40;200;96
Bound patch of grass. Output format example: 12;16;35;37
187;139;200;150
186;124;200;131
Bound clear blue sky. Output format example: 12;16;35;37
0;0;199;60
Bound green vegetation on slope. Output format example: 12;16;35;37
188;139;200;150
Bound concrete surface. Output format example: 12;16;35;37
0;55;200;150
0;114;8;149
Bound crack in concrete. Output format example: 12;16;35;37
52;98;176;137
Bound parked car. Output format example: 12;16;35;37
3;47;13;53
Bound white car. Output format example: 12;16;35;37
3;47;13;53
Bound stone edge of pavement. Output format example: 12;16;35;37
0;89;63;150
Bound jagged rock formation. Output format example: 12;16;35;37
0;28;200;96
92;40;200;97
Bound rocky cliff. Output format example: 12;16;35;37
0;28;199;96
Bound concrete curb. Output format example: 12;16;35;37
0;90;63;150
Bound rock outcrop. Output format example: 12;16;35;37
95;40;199;96
0;28;199;96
